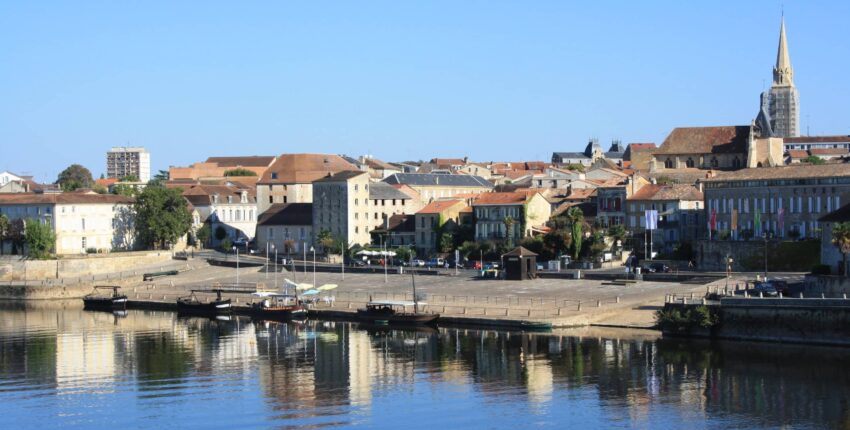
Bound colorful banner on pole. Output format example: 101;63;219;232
754;207;762;235
778;207;785;234
731;209;738;231
644;210;658;230
709;208;717;232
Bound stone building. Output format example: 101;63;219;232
625;184;704;253
381;173;492;204
755;17;800;138
182;183;258;246
702;164;850;240
472;192;551;242
169;156;276;182
651;126;751;171
0;192;135;254
255;203;313;254
311;171;372;248
414;199;470;255
623;143;657;171
819;203;850;276
256;154;357;214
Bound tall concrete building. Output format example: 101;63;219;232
106;147;151;182
756;17;800;138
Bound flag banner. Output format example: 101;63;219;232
645;210;658;230
754;207;762;235
709;208;717;232
778;207;785;233
731;209;738;231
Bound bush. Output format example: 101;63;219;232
811;264;831;275
220;238;232;252
86;248;98;254
655;305;719;331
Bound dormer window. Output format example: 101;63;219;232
271;172;278;180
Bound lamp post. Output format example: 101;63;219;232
265;241;270;279
341;241;345;281
232;246;239;286
763;231;769;281
271;244;277;288
310;246;316;288
303;242;307;280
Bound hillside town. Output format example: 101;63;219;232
1;18;849;278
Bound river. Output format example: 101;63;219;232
0;301;848;429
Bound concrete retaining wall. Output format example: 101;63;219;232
0;276;142;300
0;252;172;281
802;275;850;296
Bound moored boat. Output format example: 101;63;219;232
356;300;439;325
83;286;128;311
249;292;308;320
177;289;232;315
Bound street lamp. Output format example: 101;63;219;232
232;246;239;285
310;246;316;288
762;231;769;280
271;243;277;288
341;240;345;281
265;241;270;279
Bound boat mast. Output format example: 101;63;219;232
411;270;418;314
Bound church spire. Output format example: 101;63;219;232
773;16;794;86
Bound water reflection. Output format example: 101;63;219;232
0;301;849;429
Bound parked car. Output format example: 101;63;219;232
410;259;426;267
483;262;500;270
426;258;446;268
649;263;671;273
753;282;780;297
466;260;483;270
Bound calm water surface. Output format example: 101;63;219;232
1;301;849;429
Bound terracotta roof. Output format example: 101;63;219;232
0;193;134;205
430;158;466;167
654;126;750;155
628;143;657;150
364;158;398;170
502;246;538;257
205;156;276;167
258;154;358;184
257;203;312;226
95;178;118;187
629;184;703;201
820;203;850;223
504;170;539;180
810;148;849;155
564;188;597;200
373;214;416;233
181;184;256;206
784;135;850;144
786;150;808;158
703;163;850;182
472;192;533;206
417;199;466;214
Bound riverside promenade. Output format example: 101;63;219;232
113;258;738;329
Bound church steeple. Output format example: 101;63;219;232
773;16;794;86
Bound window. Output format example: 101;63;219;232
81;218;86;231
710;157;719;168
81;237;87;249
685;158;695;168
269;227;274;239
271;172;278;179
732;157;741;168
269;196;273;204
664;158;673;169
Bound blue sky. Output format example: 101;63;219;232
1;1;849;182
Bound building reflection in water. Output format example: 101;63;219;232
2;302;850;428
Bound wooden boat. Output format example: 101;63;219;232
356;300;439;325
177;289;231;315
83;286;128;311
357;267;439;325
249;292;307;320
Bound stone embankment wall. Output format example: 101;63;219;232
0;251;172;281
0;276;142;300
663;297;850;346
696;239;819;272
802;275;850;296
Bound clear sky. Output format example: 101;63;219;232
1;1;849;182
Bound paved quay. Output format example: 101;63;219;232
122;259;740;329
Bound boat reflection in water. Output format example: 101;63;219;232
2;302;850;429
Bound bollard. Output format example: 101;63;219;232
557;308;563;316
596;300;601;308
577;301;582;311
759;292;763;298
527;309;532;317
779;292;783;298
744;291;749;298
822;293;826;299
690;292;695;300
616;296;620;303
505;308;509;316
702;298;706;305
799;292;804;298
844;294;848;300
463;307;467;315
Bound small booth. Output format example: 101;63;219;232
502;247;538;281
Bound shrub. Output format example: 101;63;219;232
655;305;718;331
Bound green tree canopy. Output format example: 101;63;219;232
223;168;257;177
0;214;9;255
25;219;56;259
566;207;584;260
195;224;211;248
802;155;825;165
134;185;192;249
832;222;850;277
56;164;94;191
120;174;140;182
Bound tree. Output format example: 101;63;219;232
503;216;516;249
215;225;227;242
8;219;25;255
120;174;140;182
438;232;454;253
0;214;9;255
607;224;626;245
223;168;257;177
832;222;850;277
566;207;584;260
220;237;232;252
150;170;170;185
134;185;192;249
802;155;825;165
112;183;137;197
317;229;335;251
56;164;93;191
195;224;211;248
395;246;415;263
24;219;55;259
